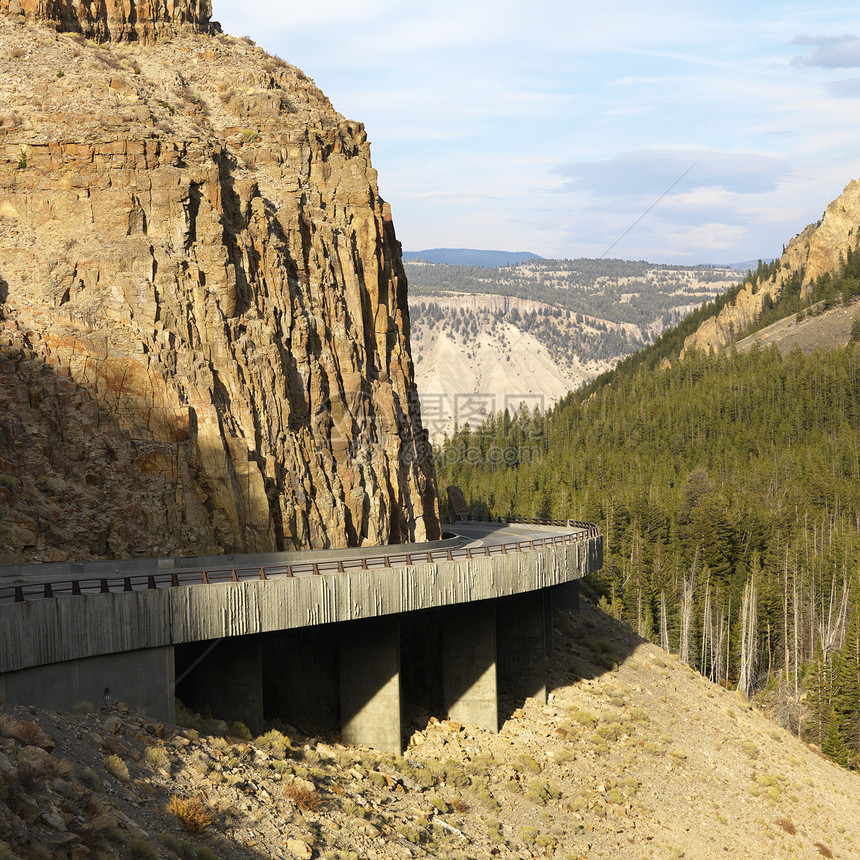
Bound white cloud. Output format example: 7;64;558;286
554;150;787;197
791;34;860;68
214;0;860;263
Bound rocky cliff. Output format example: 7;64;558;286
0;6;440;562
682;178;860;356
0;0;214;43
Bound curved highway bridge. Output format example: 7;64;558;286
0;518;602;753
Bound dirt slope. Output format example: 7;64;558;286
735;296;860;356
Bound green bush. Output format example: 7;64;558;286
128;840;158;860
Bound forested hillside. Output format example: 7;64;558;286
406;258;736;331
435;241;860;769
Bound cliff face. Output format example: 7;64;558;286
0;0;214;43
682;178;860;356
0;8;440;562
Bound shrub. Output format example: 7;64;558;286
521;826;539;845
145;746;169;771
79;768;102;791
257;729;291;758
104;754;129;781
167;796;214;834
741;740;759;759
228;721;251;741
516;754;541;774
128;840;158;860
283;782;325;812
775;817;796;835
570;710;596;729
525;778;560;805
36;475;57;496
606;787;626;804
73;700;94;714
449;796;470;813
474;786;499;812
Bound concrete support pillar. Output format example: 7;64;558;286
339;617;402;754
177;638;264;736
497;591;548;704
553;580;580;613
441;601;498;732
262;626;339;735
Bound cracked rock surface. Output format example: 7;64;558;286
0;8;439;563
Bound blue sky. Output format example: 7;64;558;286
216;1;860;264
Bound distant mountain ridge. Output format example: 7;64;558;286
403;248;542;266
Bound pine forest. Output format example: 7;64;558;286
435;260;860;770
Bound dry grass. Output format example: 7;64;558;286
167;795;214;834
775;817;796;835
814;843;834;858
450;797;471;813
283;781;326;812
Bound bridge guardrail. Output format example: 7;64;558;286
0;517;600;605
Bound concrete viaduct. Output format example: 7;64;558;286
0;519;602;753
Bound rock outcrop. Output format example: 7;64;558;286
0;0;214;43
682;179;860;356
0;7;439;562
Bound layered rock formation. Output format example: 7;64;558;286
0;0;214;43
0;7;440;562
682;179;860;356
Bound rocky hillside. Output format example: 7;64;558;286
0;3;439;564
2;600;859;860
683;179;860;356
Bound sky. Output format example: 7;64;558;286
215;1;860;265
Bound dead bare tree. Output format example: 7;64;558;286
679;550;698;666
659;590;670;653
738;572;758;697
